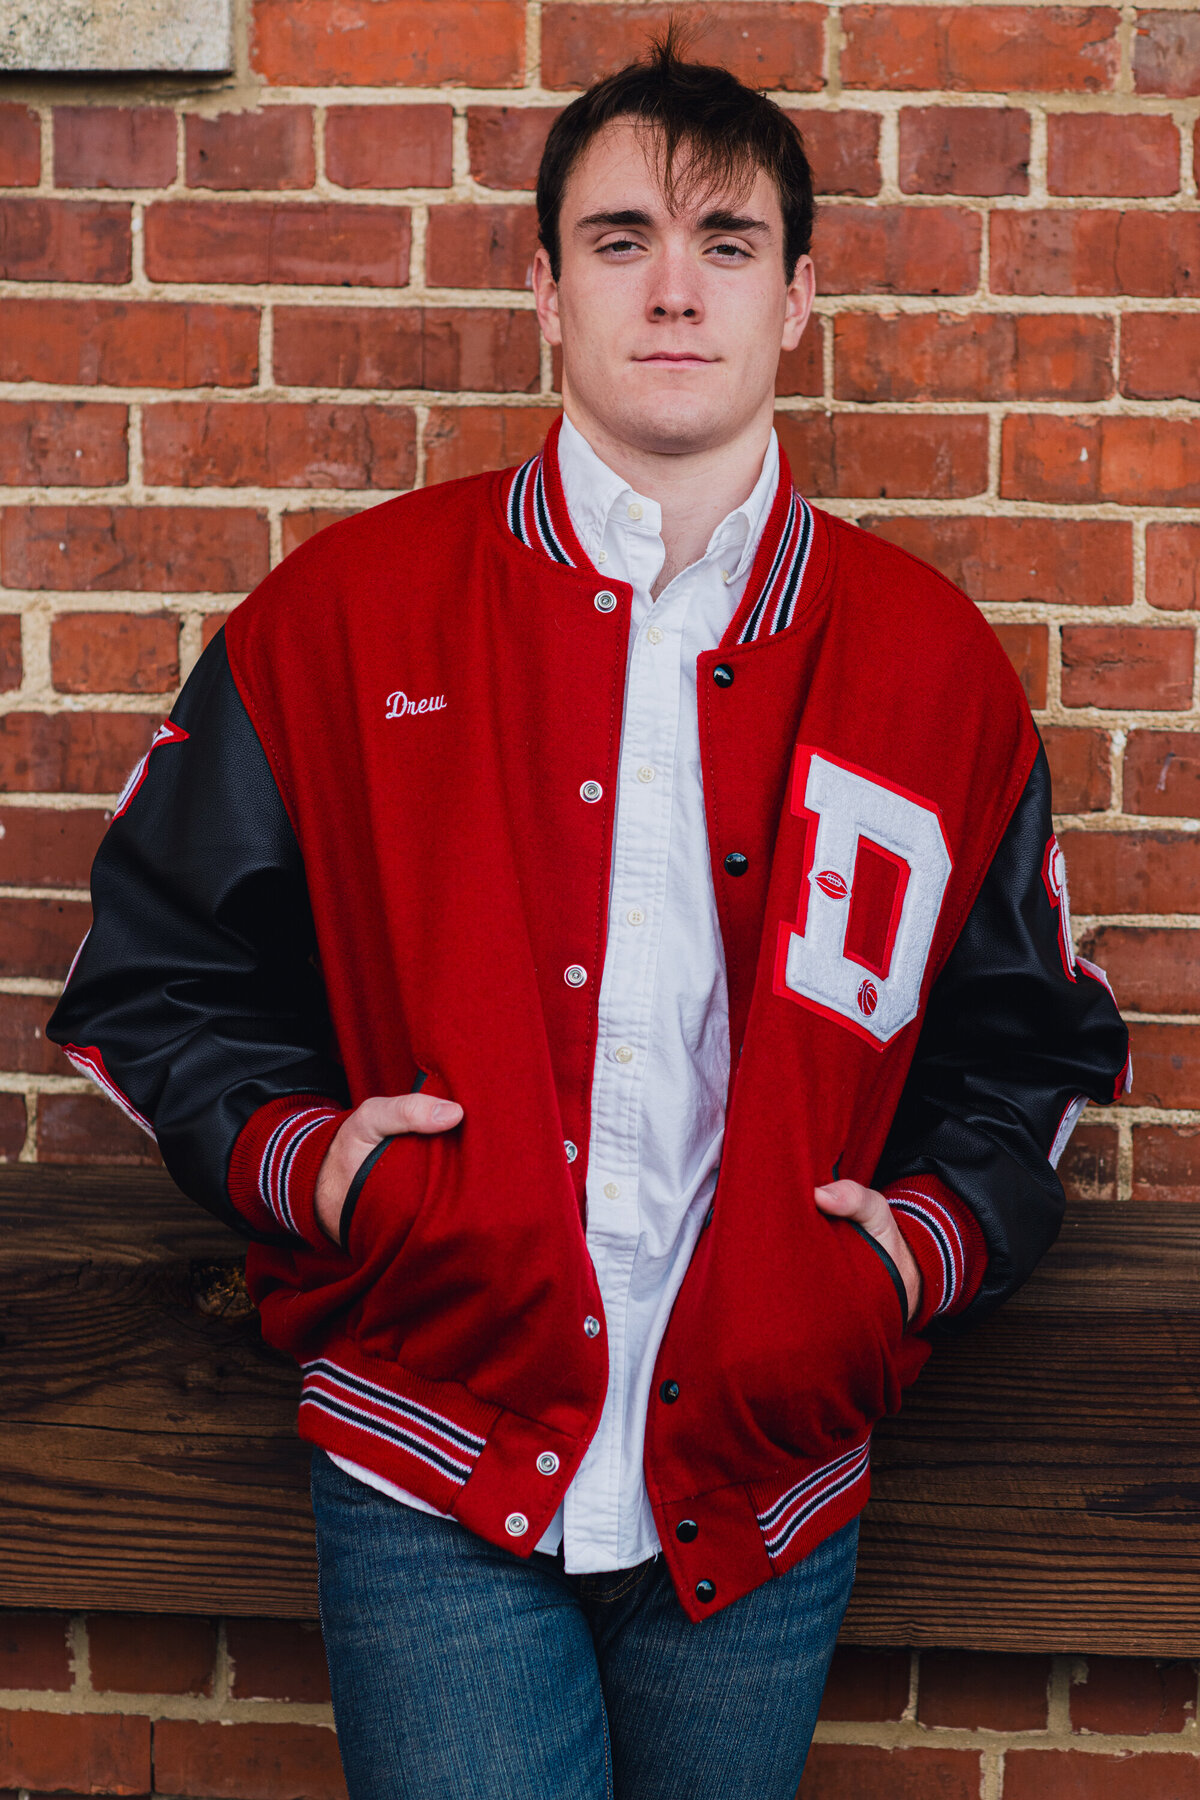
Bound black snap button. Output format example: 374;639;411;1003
659;1379;680;1404
713;663;735;688
724;852;748;877
695;1579;716;1604
676;1519;699;1543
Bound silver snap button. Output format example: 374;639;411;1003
505;1512;529;1537
583;1315;601;1337
594;590;618;613
564;964;587;986
537;1452;560;1476
564;1139;578;1163
580;780;603;803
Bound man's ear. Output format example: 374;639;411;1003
781;253;816;353
532;245;563;348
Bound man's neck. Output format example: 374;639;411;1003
561;400;774;598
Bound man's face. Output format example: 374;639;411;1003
533;119;814;459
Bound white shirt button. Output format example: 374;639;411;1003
564;1139;578;1163
505;1513;529;1537
614;1045;634;1064
594;590;617;612
596;550;607;563
580;780;603;803
537;1452;560;1476
627;501;644;521
603;1181;620;1199
626;908;645;926
564;964;587;986
646;626;664;645
636;765;656;784
584;1314;601;1337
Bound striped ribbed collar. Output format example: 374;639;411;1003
505;416;816;648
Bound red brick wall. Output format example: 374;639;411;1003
1;0;1198;1789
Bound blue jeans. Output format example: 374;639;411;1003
310;1449;857;1800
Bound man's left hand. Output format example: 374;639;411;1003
813;1180;922;1325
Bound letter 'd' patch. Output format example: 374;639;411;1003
773;748;953;1048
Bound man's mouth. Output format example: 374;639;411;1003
634;352;717;366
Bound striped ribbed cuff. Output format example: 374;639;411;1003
883;1174;987;1331
228;1095;349;1249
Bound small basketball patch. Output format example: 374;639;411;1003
857;979;878;1017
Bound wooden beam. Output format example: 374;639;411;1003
3;1167;1199;1651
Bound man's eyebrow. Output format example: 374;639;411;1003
698;209;770;235
574;208;655;232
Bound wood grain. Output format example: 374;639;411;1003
2;1167;1199;1649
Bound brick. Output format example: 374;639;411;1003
0;995;75;1076
1133;1125;1200;1204
202;610;232;645
1048;113;1179;198
899;105;1029;195
1001;416;1200;508
0;896;91;980
1126;1025;1200;1109
993;622;1048;708
0;616;19;692
326;105;452;189
0;713;156;793
0;105;40;186
918;1649;1050;1730
1147;524;1200;613
1079;926;1200;1015
88;1613;216;1696
1121;315;1200;403
185;107;314;191
0;1613;71;1690
859;515;1131;607
468;106;560;191
815;204;979;295
0;807;108;887
424;405;559;485
1043;727;1111;812
1061;626;1193;711
797;111;882;197
1061;830;1200;916
1125;731;1200;818
54;106;176;189
817;1646;910;1722
252;0;524;87
273;306;539;393
2;507;269;593
153;1719;346;1800
51;612;178;695
543;5;825;93
426;204;539;291
836;313;1110;403
776;413;989;499
143;402;416;491
144;201;410;287
38;1093;162;1165
842;6;1120;91
1134;11;1200;96
797;1744;981;1799
0;1711;149;1793
227;1618;331;1702
0;401;127;488
1059;1123;1118;1202
0;299;260;389
991;210;1200;297
0;1097;25;1161
775;321;823;398
280;510;359;558
0;199;130;283
1004;1750;1200;1799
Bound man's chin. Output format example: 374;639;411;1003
608;397;737;458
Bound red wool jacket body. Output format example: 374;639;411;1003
49;427;1129;1622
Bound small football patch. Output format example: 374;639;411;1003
815;869;849;900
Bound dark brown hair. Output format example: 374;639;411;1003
536;22;815;280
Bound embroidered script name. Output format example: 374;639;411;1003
385;690;447;720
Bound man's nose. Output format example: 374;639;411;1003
647;252;703;321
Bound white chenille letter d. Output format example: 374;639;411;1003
774;750;953;1048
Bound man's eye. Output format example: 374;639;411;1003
710;241;750;261
599;238;642;255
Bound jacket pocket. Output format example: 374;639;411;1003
339;1136;396;1253
845;1219;909;1332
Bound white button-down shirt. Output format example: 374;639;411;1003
334;415;781;1570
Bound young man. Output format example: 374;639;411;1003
49;38;1129;1800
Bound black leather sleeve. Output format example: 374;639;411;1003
873;742;1129;1332
46;630;347;1235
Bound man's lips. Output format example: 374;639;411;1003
634;352;717;365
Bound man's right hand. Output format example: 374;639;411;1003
314;1092;464;1244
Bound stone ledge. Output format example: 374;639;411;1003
0;0;232;73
